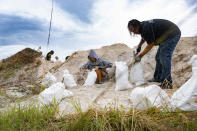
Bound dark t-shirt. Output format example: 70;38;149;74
139;19;181;45
46;53;52;61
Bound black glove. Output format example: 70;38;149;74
134;55;141;63
136;45;141;53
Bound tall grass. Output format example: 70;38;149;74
0;102;197;131
0;101;59;130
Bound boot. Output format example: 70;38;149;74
160;79;173;89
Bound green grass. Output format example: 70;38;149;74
0;102;197;131
0;101;59;131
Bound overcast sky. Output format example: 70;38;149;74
0;0;197;61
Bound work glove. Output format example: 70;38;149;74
136;45;141;53
134;55;141;63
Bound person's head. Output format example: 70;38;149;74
55;56;59;60
50;50;54;55
65;56;70;60
88;56;96;62
128;19;141;35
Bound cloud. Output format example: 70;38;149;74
0;0;197;61
55;0;94;23
0;0;86;31
0;14;46;45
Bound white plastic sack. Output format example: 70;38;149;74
41;72;57;87
171;55;197;111
63;69;77;88
130;85;170;110
39;82;73;105
84;69;97;86
115;61;132;91
129;62;145;86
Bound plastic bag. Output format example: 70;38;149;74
130;85;170;110
41;72;57;87
129;62;145;86
115;61;132;91
63;69;77;88
171;55;197;111
39;82;73;105
84;69;97;86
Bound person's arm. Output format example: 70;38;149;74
136;38;145;53
138;38;145;47
138;42;154;57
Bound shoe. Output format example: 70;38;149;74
160;79;173;89
95;81;103;84
147;78;160;83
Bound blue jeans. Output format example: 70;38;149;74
154;33;181;83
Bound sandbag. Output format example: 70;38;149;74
84;69;97;86
41;72;57;87
63;69;77;88
39;82;73;105
171;55;197;111
115;61;132;91
129;62;145;86
130;85;170;110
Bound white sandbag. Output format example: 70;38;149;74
63;69;77;88
130;87;148;109
84;69;97;86
39;82;73;105
130;85;170;110
115;61;132;91
171;55;197;111
41;72;57;87
129;62;145;86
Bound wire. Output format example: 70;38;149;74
47;0;54;50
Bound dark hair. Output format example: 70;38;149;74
65;56;70;60
127;19;141;36
50;50;54;54
128;19;141;28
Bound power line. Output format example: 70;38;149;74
47;0;54;49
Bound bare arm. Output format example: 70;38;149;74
138;42;154;57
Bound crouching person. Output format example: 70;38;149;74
81;50;112;84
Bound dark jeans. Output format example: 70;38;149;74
154;33;181;83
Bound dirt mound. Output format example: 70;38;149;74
0;48;42;81
52;37;197;88
0;48;42;68
52;43;134;85
0;36;196;112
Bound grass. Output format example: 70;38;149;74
0;102;197;131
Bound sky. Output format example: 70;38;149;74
0;0;197;61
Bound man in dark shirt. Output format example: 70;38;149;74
128;19;181;89
46;50;54;61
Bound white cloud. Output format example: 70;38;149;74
0;0;197;61
0;0;85;31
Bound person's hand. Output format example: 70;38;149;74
136;45;141;53
80;66;86;71
134;55;141;63
95;66;99;71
